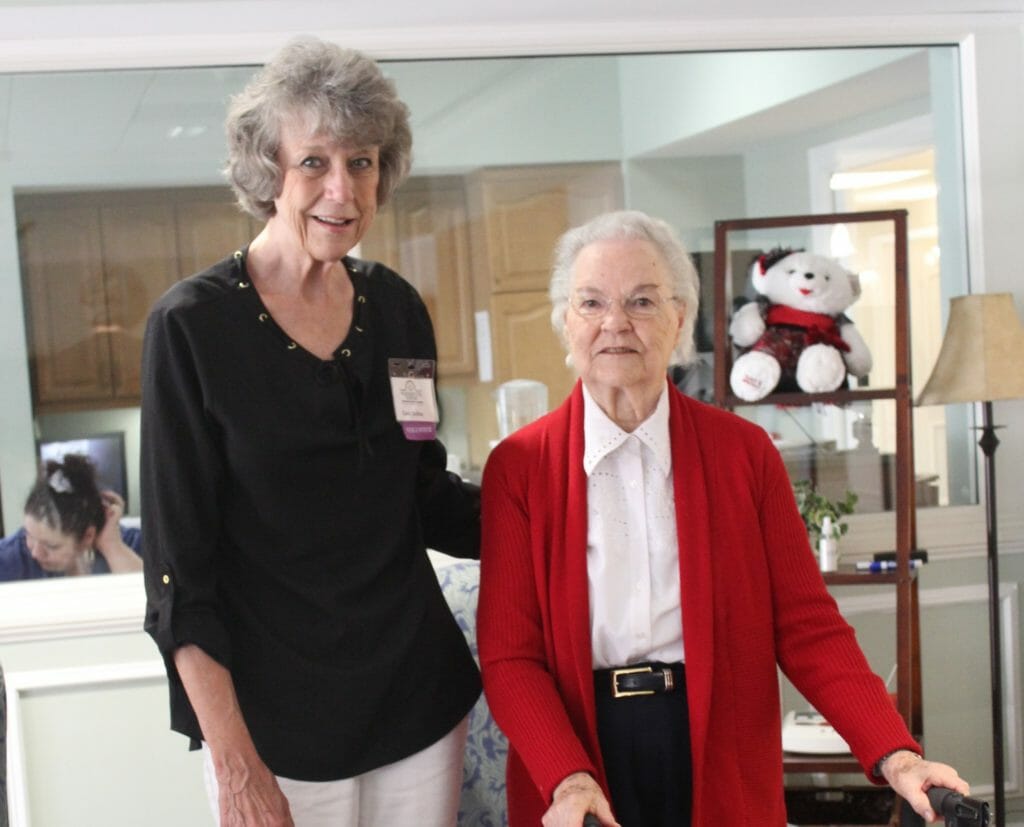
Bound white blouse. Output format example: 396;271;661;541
582;384;684;670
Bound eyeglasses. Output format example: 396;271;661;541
570;290;678;320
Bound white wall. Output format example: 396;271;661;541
1;575;211;826
616;48;920;157
0;163;38;537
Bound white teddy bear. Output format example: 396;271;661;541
729;248;873;402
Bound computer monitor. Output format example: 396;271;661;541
37;431;129;511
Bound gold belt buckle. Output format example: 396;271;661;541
611;666;655;698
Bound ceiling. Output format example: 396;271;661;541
0;0;1020;16
0;47;935;193
0;0;1020;50
0;0;1001;190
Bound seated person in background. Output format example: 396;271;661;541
0;453;142;581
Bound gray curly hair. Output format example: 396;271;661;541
225;36;412;221
549;210;700;366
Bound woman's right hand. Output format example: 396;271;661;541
173;646;294;826
214;749;293;827
543;772;619;827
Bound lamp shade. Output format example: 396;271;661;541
917;293;1024;406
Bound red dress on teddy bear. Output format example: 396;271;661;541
729;248;872;402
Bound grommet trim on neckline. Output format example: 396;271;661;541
233;251;249;287
287;342;298;350
340;348;352;358
357;295;366;304
355;326;364;334
258;312;269;322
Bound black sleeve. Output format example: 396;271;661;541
383;263;481;558
415;439;481;559
140;296;232;676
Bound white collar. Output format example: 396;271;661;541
582;383;672;479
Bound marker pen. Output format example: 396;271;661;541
855;560;923;572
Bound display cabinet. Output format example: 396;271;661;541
712;210;922;824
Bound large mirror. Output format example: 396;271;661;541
0;44;973;576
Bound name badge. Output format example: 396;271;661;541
388;358;439;441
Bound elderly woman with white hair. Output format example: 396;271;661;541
476;210;969;827
140;36;480;827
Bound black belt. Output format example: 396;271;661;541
594;662;684;699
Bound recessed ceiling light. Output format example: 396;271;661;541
167;125;207;140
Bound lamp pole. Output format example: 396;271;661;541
979;400;1004;827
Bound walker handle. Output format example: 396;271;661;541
926;787;989;826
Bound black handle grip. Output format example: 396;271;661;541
926;787;989;826
582;815;601;827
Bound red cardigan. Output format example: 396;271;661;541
478;380;920;826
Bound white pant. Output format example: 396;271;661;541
202;716;469;827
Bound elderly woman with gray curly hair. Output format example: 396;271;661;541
140;36;480;827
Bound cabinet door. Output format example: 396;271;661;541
175;193;258;277
18;203;115;407
99;203;180;400
361;179;477;377
470;164;623;294
490;290;575;404
395;183;476;377
359;204;400;269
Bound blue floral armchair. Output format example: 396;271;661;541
435;559;509;827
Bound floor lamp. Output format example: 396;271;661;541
917;293;1024;827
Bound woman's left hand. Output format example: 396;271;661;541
100;489;124;522
95;491;125;550
881;750;970;823
94;490;142;573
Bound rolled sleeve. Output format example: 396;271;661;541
140;293;232;679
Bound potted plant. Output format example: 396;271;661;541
792;480;858;546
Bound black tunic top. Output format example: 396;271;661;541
140;251;481;781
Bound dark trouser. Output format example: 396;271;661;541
593;663;692;827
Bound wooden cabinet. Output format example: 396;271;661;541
17;187;255;412
97;201;181;400
488;291;570;400
359;176;477;377
362;162;625;435
174;190;259;278
18;203;111;407
468;163;623;404
468;163;622;294
712;210;921;825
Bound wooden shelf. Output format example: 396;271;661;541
724;387;900;408
712;210;921;824
823;568;919;587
